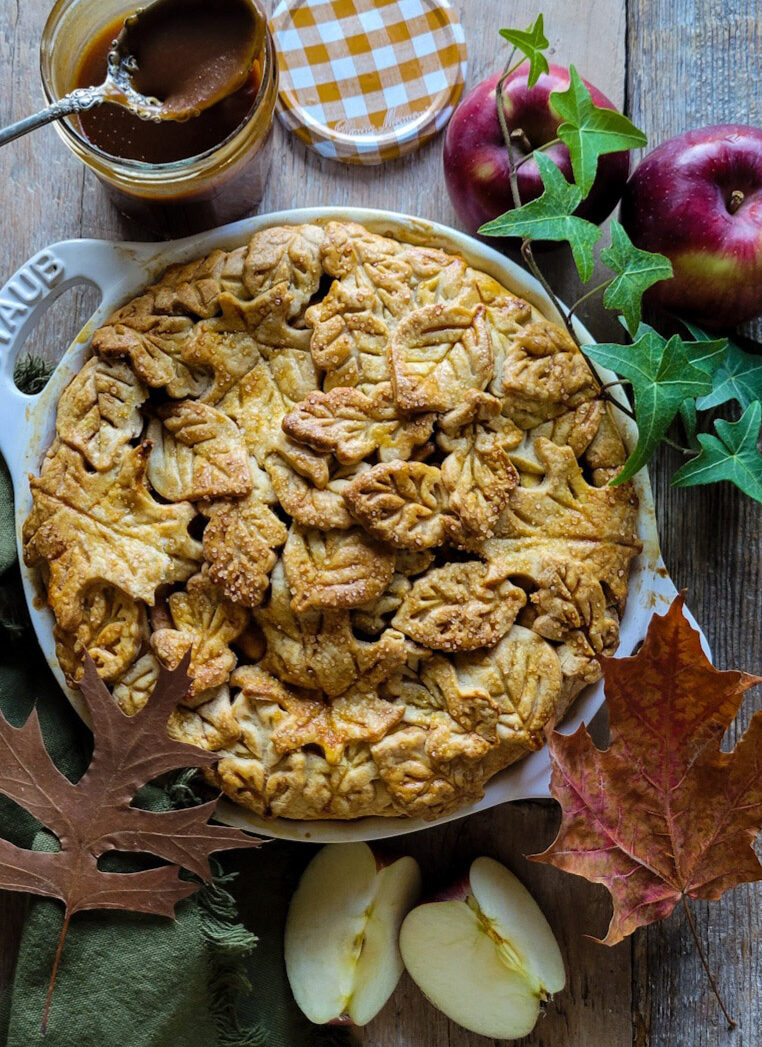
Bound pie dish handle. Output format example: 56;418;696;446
0;238;153;473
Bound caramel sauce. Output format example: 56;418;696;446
74;0;262;165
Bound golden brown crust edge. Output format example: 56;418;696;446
24;220;641;822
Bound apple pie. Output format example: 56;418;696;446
24;220;641;821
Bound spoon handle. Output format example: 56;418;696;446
0;86;105;148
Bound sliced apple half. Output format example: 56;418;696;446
399;856;565;1039
284;842;422;1026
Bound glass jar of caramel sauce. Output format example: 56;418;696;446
40;0;277;234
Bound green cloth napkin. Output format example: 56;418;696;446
0;361;351;1047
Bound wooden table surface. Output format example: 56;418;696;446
1;2;761;1045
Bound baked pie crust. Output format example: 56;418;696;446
24;221;642;821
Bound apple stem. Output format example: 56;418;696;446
509;127;533;154
681;895;736;1031
728;189;745;214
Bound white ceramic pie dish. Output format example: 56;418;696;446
0;206;704;843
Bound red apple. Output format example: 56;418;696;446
443;65;631;235
620;124;762;328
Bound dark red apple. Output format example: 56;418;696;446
443;65;631;235
620;124;762;328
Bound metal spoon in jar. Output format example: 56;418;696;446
0;0;265;148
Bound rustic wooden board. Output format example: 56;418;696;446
0;1;760;1045
342;7;633;1045
627;3;762;1046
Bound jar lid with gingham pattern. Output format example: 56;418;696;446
270;0;467;164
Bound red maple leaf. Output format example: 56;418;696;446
532;594;762;1025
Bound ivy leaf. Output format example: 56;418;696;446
699;343;762;410
550;66;648;195
676;320;732;378
600;222;673;333
584;327;713;483
672;402;762;503
627;321;727;376
680;323;762;410
684;340;730;377
479;152;602;281
499;14;550;88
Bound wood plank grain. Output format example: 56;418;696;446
0;1;631;1040
627;3;762;1046
357;803;632;1047
0;3;632;1040
1;2;759;1046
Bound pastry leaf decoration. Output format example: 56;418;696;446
0;653;260;1030
549;66;647;195
23;443;203;631
481;17;762;503
498;14;549;88
533;595;762;1026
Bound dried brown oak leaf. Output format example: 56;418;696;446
533;595;762;948
0;652;260;1025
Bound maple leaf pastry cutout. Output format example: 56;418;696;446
533;594;762;944
25;220;644;824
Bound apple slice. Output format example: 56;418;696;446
284;842;421;1026
399;856;565;1039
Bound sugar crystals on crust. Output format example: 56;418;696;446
25;220;642;823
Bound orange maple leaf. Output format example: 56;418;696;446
533;594;762;946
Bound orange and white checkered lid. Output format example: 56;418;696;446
270;0;467;164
